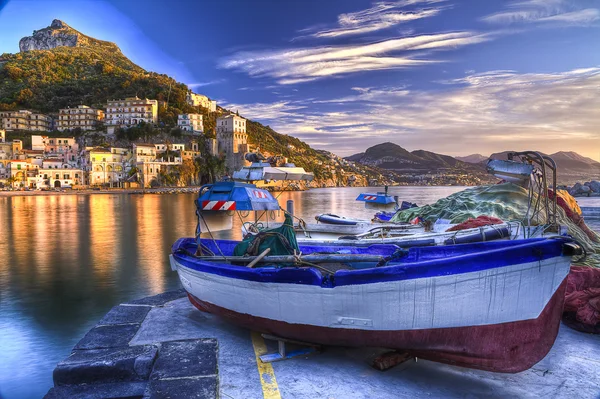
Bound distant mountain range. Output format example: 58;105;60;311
348;144;600;185
346;143;494;185
455;154;487;163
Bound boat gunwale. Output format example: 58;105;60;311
172;237;570;288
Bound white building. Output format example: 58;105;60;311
37;168;84;188
177;114;203;133
0;110;52;131
57;105;104;131
186;92;217;112
216;114;247;155
105;97;158;133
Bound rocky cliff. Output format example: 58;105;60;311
19;19;121;53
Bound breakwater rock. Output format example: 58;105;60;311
567;180;600;197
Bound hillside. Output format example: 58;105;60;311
347;142;494;185
0;19;398;187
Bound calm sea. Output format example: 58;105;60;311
0;186;596;399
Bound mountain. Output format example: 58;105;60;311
489;151;600;185
0;20;398;187
456;154;488;163
347;142;494;185
19;19;120;53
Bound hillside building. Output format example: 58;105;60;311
0;110;52;132
37;167;84;189
105;97;158;133
85;147;131;186
216;114;249;171
177;114;203;133
186;92;217;112
57;105;104;131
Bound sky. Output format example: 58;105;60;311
1;0;600;160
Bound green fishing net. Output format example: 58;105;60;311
391;183;600;267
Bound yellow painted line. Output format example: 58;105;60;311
251;331;282;399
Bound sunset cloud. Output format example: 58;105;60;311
222;67;600;159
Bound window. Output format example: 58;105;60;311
64;174;69;179
75;173;79;178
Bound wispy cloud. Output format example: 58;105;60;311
223;67;600;159
219;32;490;85
300;1;446;39
187;79;226;89
482;0;600;26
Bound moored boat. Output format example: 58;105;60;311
171;236;582;373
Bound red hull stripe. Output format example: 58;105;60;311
187;278;568;373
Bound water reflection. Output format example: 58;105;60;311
0;186;463;399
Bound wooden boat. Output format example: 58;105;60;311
171;236;582;373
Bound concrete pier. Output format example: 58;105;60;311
45;288;600;398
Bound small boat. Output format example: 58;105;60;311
315;213;371;225
171;235;582;373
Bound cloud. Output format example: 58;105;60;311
219;32;490;84
297;0;446;39
222;67;600;159
482;0;600;26
187;79;225;89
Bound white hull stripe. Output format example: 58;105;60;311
175;255;569;331
202;200;236;211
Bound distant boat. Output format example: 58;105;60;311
315;213;371;225
171;236;582;373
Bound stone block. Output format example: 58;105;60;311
98;305;152;326
126;289;187;306
150;339;218;380
74;324;140;350
44;381;147;399
145;376;218;399
54;345;158;386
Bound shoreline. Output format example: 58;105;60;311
0;187;202;197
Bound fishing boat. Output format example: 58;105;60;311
171;235;582;373
356;186;398;210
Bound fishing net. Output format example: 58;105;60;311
233;213;300;257
391;183;600;267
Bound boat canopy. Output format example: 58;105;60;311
356;192;396;204
232;162;314;182
197;181;280;211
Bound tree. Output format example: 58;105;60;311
194;138;226;184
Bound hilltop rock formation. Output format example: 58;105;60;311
19;19;120;52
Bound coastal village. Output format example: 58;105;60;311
0;95;489;190
0;92;254;189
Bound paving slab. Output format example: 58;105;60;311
97;305;152;326
125;289;187;306
53;345;158;386
74;324;141;350
44;381;147;399
131;298;264;399
150;339;218;380
145;376;218;399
